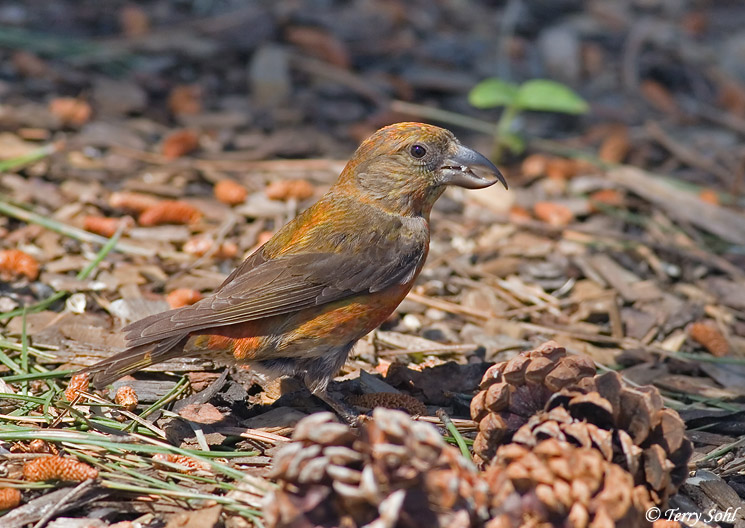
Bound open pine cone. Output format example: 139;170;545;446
525;371;693;505
483;438;651;528
470;341;596;466
265;409;489;528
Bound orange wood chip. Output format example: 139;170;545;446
161;129;199;159
533;202;574;226
83;215;133;238
214;179;248;205
689;321;729;357
698;189;719;205
138;200;202;226
589;189;624;212
23;456;98;482
108;191;162;213
598;126;630;164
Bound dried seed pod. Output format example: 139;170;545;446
214;179;248;205
114;385;138;411
109;191;161;213
138;200;202;226
265;179;315;201
166;288;203;309
265;409;488;528
483;438;650;528
688;321;729;357
0;488;21;510
471;341;596;466
64;372;90;402
347;392;427;416
23;456;98;482
83;215;133;238
0;249;39;281
152;453;211;473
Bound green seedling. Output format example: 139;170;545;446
468;78;589;161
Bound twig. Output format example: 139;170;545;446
437;409;471;460
645;121;733;184
31;478;95;528
0;198;153;257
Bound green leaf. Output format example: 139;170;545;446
468;78;519;109
514;79;589;114
498;132;525;154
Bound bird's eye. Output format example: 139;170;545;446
410;144;427;159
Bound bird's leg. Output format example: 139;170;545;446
314;390;360;426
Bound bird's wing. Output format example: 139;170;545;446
123;233;425;347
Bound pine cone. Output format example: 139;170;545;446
265;410;488;528
516;371;692;505
470;341;596;466
483;438;650;528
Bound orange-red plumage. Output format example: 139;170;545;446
80;122;506;405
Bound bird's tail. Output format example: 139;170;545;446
81;335;189;389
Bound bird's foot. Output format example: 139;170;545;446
314;390;360;426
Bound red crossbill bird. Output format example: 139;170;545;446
82;122;506;416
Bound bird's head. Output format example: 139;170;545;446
335;122;507;217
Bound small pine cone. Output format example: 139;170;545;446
483;438;649;528
0;487;21;510
115;385;138;411
265;409;487;528
23;456;98;482
64;372;90;402
471;341;596;466
542;371;692;505
152;453;211;474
